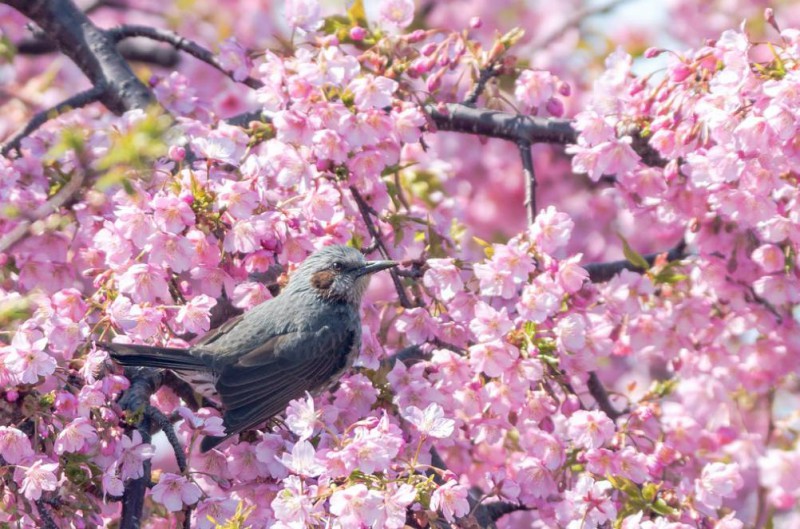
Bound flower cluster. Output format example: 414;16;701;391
2;0;799;528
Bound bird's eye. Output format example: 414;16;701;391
331;261;343;271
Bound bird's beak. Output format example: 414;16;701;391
357;260;398;277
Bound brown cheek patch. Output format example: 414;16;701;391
311;270;336;290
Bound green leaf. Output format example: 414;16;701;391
347;0;368;28
650;499;677;516
618;233;650;270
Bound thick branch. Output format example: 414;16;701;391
35;499;59;529
1;86;104;156
426;103;577;145
118;367;161;529
107;25;264;89
583;240;687;283
6;0;154;113
587;371;622;420
17;37;181;67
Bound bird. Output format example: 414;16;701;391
100;245;397;452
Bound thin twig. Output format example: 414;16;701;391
145;405;187;473
349;186;414;308
463;61;501;107
0;169;87;254
518;140;536;224
532;0;636;49
1;86;104;156
107;25;264;89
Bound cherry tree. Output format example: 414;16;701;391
1;0;799;528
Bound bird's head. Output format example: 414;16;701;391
287;245;397;305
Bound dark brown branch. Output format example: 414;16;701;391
0;168;87;253
582;240;687;283
5;0;155;114
35;499;59;529
518;140;536;224
107;25;264;89
426;103;577;145
349;186;414;309
463;61;501;106
17;37;181;67
1;86;104;156
587;371;622;420
145;405;187;473
118;367;161;529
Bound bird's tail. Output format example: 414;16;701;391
98;342;207;370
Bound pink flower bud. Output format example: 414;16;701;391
349;26;367;41
168;145;186;162
6;390;19;402
670;63;693;83
469;16;482;29
545;97;564;117
644;47;664;58
421;42;437;57
407;29;426;43
557;81;571;97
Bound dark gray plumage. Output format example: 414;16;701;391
101;245;397;452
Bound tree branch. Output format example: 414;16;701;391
582;240;687;283
5;0;155;114
427;103;576;145
17;37;181;67
118;367;161;529
349;186;414;309
518;140;536;224
0;168;87;253
1;86;104;156
107;25;264;89
532;0;636;49
587;371;622;420
35;499;59;529
145;405;187;474
463;61;501;106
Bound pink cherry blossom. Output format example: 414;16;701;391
402;403;455;439
430;480;470;522
15;459;59;500
151;473;202;512
54;417;98;454
0;426;34;464
379;0;415;29
329;484;383;526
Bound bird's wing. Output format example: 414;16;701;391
192;313;246;346
214;325;356;438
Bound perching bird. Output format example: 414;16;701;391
101;245;397;452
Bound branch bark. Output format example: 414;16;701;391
107;25;264;89
5;0;155;114
1;86;104;156
17;37;181;67
427;103;577;145
583;240;687;283
0;168;87;253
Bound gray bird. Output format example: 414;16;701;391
101;245;397;452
